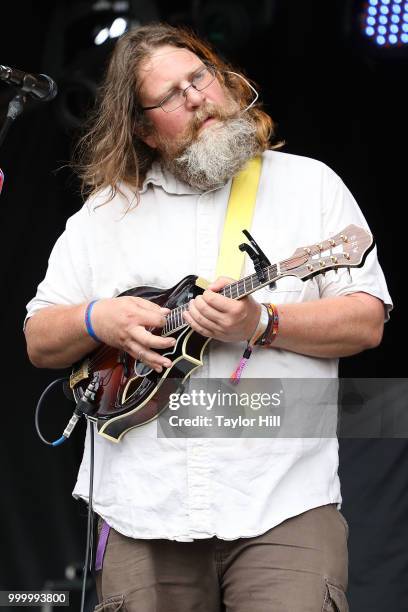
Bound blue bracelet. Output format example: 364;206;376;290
85;300;102;343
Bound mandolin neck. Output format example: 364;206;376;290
218;262;284;301
163;259;294;336
163;223;373;335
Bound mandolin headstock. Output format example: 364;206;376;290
279;224;374;281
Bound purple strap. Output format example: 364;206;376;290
95;520;111;571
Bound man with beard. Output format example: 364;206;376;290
25;23;391;612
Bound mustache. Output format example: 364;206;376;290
153;99;241;160
187;103;238;140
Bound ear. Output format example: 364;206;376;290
135;121;158;149
142;133;158;149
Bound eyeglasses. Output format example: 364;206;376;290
140;63;217;113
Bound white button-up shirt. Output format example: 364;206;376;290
26;151;392;541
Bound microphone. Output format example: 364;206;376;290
0;64;57;101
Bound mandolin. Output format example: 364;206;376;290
70;224;374;442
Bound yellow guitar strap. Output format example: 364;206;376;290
215;155;262;281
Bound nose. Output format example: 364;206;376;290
183;84;205;109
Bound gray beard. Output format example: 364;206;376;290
162;116;260;191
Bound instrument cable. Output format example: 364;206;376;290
34;377;70;446
35;375;99;445
35;376;98;611
80;419;95;612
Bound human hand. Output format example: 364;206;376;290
90;297;175;372
183;276;261;342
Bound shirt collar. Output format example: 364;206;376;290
140;161;204;196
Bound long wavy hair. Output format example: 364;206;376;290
74;22;283;204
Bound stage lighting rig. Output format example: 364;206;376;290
349;0;408;58
42;0;159;130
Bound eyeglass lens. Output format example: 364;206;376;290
162;65;216;112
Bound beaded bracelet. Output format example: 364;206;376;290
85;299;102;343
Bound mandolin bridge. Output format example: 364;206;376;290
70;359;90;389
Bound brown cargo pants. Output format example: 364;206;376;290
94;504;349;611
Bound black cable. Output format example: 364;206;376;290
80;418;95;612
35;376;98;610
36;375;100;447
34;377;69;446
35;375;99;608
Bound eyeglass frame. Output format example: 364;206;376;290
139;62;218;113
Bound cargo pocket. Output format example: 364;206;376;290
94;594;125;611
336;510;349;538
322;581;348;612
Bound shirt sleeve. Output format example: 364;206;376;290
25;208;92;327
317;167;393;321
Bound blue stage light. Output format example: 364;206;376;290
360;0;408;48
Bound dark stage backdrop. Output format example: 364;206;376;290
0;1;406;610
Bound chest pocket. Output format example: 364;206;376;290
261;275;319;304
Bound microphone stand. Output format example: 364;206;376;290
0;93;26;150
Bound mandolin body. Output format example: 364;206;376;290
70;275;210;442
